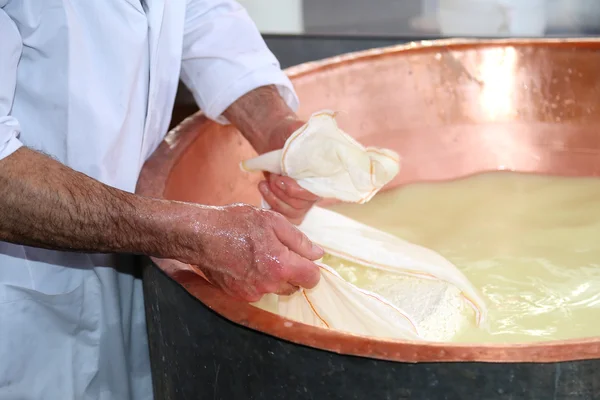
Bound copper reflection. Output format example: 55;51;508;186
478;46;518;118
136;38;600;363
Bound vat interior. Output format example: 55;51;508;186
151;42;600;354
164;42;600;203
163;121;600;205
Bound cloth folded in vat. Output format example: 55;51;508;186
242;111;487;342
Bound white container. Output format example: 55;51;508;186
437;0;547;37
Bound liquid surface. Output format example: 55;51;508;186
327;172;600;343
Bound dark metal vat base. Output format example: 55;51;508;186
143;258;599;400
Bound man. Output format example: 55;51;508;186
0;1;322;398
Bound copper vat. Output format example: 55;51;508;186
137;39;600;399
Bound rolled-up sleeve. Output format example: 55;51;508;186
181;0;299;124
0;7;23;160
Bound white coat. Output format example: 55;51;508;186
0;1;298;398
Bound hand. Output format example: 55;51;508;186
221;85;320;224
173;203;323;302
258;118;320;225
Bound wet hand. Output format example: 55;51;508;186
258;174;320;225
221;86;320;224
259;119;320;225
178;203;323;302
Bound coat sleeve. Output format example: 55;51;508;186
180;0;299;124
0;6;23;160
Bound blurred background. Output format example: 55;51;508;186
238;0;600;36
173;0;600;125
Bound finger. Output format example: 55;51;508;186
271;215;324;260
274;283;300;296
253;268;299;297
269;174;320;202
259;182;306;222
282;251;321;290
267;179;316;210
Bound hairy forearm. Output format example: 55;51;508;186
0;147;184;256
223;85;303;153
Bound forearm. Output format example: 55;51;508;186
223;85;303;154
0;147;184;256
223;85;318;224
